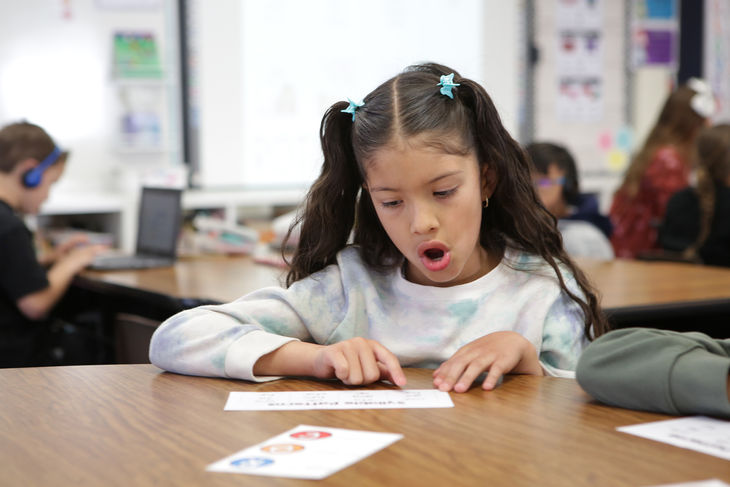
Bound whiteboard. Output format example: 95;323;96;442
191;0;522;189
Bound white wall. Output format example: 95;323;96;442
0;0;181;196
193;0;525;189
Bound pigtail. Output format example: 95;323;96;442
458;78;608;339
284;102;363;286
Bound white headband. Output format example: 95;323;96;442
687;77;715;118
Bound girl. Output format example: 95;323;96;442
526;141;614;260
609;78;714;259
659;124;730;266
150;63;607;392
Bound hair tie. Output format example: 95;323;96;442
341;98;364;121
437;73;460;99
687;77;715;118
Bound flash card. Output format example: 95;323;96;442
206;424;403;479
224;389;454;411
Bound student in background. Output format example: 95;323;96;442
526;142;614;260
576;327;730;418
659;124;730;267
150;63;608;392
609;78;715;259
0;121;106;368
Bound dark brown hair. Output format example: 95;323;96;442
284;63;607;339
0;121;67;174
684;124;730;259
526;142;580;205
618;84;706;197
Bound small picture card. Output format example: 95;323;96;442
206;425;403;479
224;389;454;411
618;416;730;461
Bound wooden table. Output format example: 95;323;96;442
77;254;286;306
1;366;727;486
79;255;730;309
70;255;730;350
576;258;730;309
576;258;730;336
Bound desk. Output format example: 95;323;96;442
71;256;730;358
576;258;730;336
60;256;730;366
1;366;727;486
79;255;730;308
66;256;286;363
77;255;286;307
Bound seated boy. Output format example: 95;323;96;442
526;142;614;260
576;327;730;418
0;121;106;367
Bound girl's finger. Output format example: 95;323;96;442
434;360;469;392
357;345;381;384
453;361;487;393
372;342;406;386
327;350;350;381
482;363;506;390
341;345;363;384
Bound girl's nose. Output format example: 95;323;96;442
410;202;438;234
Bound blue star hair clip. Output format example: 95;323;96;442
341;98;364;121
437;73;460;99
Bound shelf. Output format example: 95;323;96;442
40;192;127;215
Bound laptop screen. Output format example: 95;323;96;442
135;187;183;257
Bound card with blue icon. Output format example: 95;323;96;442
206;424;402;479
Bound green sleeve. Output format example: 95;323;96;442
576;328;730;418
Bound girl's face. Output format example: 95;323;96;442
532;163;567;218
365;136;494;287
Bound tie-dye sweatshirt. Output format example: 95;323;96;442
149;246;589;381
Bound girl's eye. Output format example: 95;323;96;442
434;187;457;198
381;200;402;208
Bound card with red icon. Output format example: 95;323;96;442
206;424;403;479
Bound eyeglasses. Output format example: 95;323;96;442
534;176;566;187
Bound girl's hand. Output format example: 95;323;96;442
313;337;407;387
432;331;543;393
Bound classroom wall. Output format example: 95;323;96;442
191;0;525;189
0;0;181;195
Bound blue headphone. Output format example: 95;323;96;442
23;146;62;188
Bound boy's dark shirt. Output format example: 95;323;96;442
0;199;51;367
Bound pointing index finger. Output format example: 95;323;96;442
372;342;407;386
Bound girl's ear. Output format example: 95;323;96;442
480;163;497;200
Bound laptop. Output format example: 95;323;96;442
90;187;183;270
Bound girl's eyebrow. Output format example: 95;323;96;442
369;170;462;193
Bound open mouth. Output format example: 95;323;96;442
424;248;445;261
418;242;451;272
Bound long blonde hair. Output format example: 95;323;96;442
618;84;706;197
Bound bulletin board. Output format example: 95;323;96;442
533;0;630;210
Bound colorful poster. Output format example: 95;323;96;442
630;0;679;68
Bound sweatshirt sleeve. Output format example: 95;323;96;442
149;263;351;382
576;328;730;417
539;275;590;378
